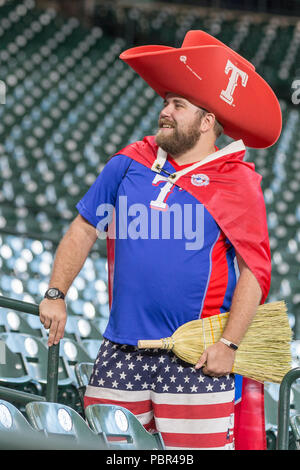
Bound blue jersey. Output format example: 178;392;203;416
76;154;238;345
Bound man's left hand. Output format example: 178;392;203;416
194;341;236;377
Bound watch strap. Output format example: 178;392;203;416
44;288;65;300
219;337;238;351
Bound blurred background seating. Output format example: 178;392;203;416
0;0;300;449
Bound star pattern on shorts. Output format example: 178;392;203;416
89;341;235;394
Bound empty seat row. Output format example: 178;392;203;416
0;309;105;343
0;232;110;319
0;329;101;413
0;398;165;450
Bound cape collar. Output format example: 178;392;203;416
151;139;246;184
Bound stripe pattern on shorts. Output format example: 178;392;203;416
84;339;235;449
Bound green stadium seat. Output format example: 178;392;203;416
0;398;39;436
74;361;93;410
0;336;42;396
25;401;106;449
290;414;300;450
0;332;78;407
25;313;47;338
64;315;103;343
75;361;93;388
1;310;44;337
58;338;93;384
85;403;165;450
292;383;300;413
81;338;102;360
92;317;109;336
0;332;71;385
264;383;280;430
263;379;300;449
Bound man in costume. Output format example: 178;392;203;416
39;31;282;449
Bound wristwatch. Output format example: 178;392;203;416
44;287;65;300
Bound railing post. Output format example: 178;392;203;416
46;343;60;402
0;295;60;404
276;367;300;450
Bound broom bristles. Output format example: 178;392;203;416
138;301;293;383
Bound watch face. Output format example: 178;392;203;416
45;288;64;300
48;288;59;298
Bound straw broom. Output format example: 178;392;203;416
138;301;292;383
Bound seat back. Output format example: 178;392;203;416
0;337;31;384
60;338;93;366
25;401;105;448
85;403;165;450
1;332;71;384
292;383;300;413
290;415;300;450
81;339;102;360
59;338;93;386
0;399;38;434
74;362;94;411
64;316;103;343
3;311;44;337
264;384;280;429
75;362;94;388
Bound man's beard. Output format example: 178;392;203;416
155;116;202;157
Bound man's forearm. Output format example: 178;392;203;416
48;215;97;295
40;215;98;346
195;261;263;375
221;265;262;346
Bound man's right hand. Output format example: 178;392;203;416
39;298;67;347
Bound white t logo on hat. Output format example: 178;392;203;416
220;59;248;106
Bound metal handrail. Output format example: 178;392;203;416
276;367;300;450
0;385;46;404
0;295;59;402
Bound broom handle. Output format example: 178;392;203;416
138;302;287;351
138;340;164;349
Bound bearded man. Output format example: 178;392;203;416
39;31;282;450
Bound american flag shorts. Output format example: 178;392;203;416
84;339;235;450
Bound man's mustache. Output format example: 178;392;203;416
158;119;176;128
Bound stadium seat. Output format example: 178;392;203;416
0;232;109;326
25;401;106;449
58;338;93;384
0;332;71;385
0;399;42;450
0;398;38;436
25;313;47;338
81;338;102;360
290;415;300;450
292;383;300;413
0;336;42;396
1;310;44;337
264;383;280;430
85;403;165;450
64;315;103;343
0;332;77;407
263;380;300;449
74;361;93;409
75;361;93;388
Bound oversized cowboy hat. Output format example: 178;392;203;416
120;30;282;149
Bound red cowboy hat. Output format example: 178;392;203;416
120;30;282;149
